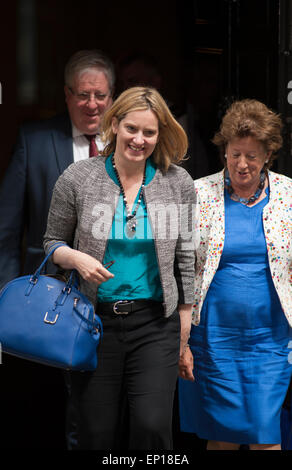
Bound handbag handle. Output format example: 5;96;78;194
31;243;78;287
27;243;79;294
32;243;68;279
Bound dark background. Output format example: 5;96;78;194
0;0;291;452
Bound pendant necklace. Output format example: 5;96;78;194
224;169;266;205
112;156;146;236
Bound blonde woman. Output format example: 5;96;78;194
44;87;195;450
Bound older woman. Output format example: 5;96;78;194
44;86;195;450
178;99;292;450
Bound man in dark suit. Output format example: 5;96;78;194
0;49;115;449
0;49;115;287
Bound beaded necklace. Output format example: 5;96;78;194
112;156;146;235
224;169;266;205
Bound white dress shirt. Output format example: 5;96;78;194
72;124;105;163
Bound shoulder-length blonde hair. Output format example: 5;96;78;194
212;99;283;169
100;86;188;172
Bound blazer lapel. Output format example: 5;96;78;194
51;114;74;175
203;170;225;286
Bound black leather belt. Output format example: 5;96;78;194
97;300;162;315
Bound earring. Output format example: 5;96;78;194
224;154;227;159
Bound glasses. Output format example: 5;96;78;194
68;87;110;103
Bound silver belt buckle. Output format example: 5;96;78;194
113;300;131;315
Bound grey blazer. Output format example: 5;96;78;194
44;156;196;317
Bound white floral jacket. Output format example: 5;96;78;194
192;169;292;326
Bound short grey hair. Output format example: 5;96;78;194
64;49;115;94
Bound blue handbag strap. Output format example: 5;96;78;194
73;305;103;335
31;243;79;288
33;243;67;278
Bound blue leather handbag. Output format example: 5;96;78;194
0;244;103;371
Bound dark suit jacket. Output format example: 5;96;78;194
0;112;73;287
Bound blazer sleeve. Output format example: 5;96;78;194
0;128;27;288
174;171;196;304
43;165;77;255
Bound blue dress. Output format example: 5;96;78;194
178;188;292;444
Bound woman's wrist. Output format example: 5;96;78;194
52;245;79;270
180;342;190;357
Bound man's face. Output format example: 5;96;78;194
65;68;112;135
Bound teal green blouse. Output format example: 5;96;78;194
97;155;163;302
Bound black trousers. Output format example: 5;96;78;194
69;305;180;450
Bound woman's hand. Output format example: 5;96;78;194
179;346;194;381
52;246;114;285
178;303;192;356
72;251;114;285
178;303;194;381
